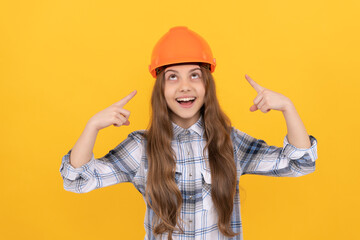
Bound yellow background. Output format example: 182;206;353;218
1;0;359;239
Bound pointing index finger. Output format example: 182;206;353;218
245;74;264;93
117;90;137;107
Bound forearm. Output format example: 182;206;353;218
282;101;311;149
69;122;99;168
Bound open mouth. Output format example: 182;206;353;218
176;97;196;107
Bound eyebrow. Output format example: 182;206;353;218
164;68;201;74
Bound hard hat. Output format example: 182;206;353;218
148;26;216;78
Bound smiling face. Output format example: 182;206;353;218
163;63;206;129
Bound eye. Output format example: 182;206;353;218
191;73;201;79
168;74;177;80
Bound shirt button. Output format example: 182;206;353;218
185;130;190;135
189;195;193;199
189;173;192;177
187;151;190;156
189;220;193;223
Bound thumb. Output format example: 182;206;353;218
123;120;130;126
250;104;258;112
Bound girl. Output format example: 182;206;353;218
59;26;318;240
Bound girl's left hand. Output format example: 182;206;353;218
245;74;292;113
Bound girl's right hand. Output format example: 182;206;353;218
88;90;137;131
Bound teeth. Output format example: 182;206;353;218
176;97;196;102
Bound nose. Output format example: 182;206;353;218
179;78;191;92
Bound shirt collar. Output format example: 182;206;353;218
171;115;205;138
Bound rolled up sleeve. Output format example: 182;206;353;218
59;131;144;193
232;128;318;177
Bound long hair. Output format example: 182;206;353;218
144;63;239;239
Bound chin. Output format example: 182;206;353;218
170;110;200;122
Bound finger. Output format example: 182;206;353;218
114;114;127;126
258;101;271;113
257;98;266;110
115;113;127;122
260;105;271;113
115;117;130;126
253;94;263;106
118;108;130;119
245;74;264;93
249;104;258;112
116;90;137;107
113;117;122;127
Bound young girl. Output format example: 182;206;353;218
59;26;318;240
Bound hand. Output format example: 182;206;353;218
88;90;137;131
245;74;292;113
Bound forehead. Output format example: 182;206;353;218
164;63;200;72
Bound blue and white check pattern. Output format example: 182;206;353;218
59;115;318;240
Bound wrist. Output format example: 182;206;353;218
86;120;100;132
282;99;295;113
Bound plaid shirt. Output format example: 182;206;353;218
59;116;318;240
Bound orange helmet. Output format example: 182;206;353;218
148;26;216;78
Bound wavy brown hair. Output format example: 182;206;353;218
144;62;240;239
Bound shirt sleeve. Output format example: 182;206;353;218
59;131;144;193
231;127;318;177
